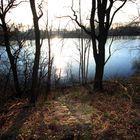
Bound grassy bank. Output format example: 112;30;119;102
0;75;140;139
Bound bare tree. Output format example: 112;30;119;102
45;5;53;93
76;38;91;84
0;0;23;97
70;0;129;90
29;0;43;104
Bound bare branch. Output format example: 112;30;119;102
105;37;114;65
38;1;43;19
71;0;91;36
109;0;127;27
0;0;27;18
105;0;113;30
5;0;26;15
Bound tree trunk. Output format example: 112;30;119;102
2;20;21;97
45;10;52;94
94;39;105;91
46;30;51;93
94;56;104;90
30;0;41;104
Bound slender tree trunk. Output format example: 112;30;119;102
46;36;51;93
46;7;52;94
85;40;90;83
30;0;42;104
2;19;21;97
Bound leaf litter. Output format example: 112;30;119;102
0;77;140;139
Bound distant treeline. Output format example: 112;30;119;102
0;25;140;42
59;25;140;38
109;25;140;36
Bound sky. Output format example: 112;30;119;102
7;0;140;30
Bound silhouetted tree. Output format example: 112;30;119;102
29;0;43;104
78;0;91;84
0;0;22;97
71;0;128;90
45;4;53;93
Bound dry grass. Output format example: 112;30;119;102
0;76;140;139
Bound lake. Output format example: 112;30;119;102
0;36;140;83
41;37;140;81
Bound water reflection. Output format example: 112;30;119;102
44;37;140;80
0;36;140;81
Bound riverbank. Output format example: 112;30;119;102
0;75;140;139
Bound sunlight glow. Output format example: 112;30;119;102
41;37;66;77
54;53;64;77
51;37;66;77
7;2;32;25
7;0;140;28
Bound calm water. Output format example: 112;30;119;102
41;37;140;80
0;36;140;82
